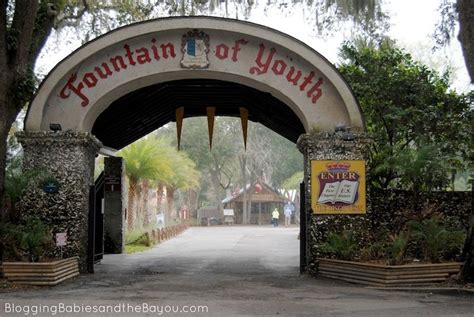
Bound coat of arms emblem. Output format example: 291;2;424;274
180;30;210;69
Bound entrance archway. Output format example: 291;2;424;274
19;17;369;273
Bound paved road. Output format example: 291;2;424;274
1;226;473;316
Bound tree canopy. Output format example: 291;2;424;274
339;41;473;192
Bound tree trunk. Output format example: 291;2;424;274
157;183;165;213
210;170;223;212
135;183;143;227
0;123;8;218
457;0;474;82
187;189;199;218
167;187;176;222
247;191;252;224
239;154;248;224
0;97;19;219
142;179;150;227
127;178;138;231
0;1;55;220
461;186;474;282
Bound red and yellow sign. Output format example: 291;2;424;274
311;160;366;215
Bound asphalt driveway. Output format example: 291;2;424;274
1;226;472;316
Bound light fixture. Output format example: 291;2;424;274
335;123;346;132
49;123;62;132
342;132;355;141
342;127;355;141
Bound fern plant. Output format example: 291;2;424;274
387;232;409;265
320;230;357;261
409;216;465;263
18;217;53;262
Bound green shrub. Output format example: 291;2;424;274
1;217;53;262
387;232;409;265
18;217;53;262
409;216;465;263
359;241;387;262
320;230;357;261
0;222;22;260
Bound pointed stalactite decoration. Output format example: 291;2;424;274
176;107;184;151
239;107;249;150
206;107;216;150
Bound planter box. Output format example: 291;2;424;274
317;258;462;287
2;257;79;286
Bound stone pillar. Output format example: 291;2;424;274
17;131;101;273
103;157;125;254
297;131;372;274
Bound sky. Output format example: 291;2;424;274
36;0;471;92
244;0;470;92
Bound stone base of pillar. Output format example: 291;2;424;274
297;131;372;274
16;131;101;273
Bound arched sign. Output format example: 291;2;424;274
25;17;364;143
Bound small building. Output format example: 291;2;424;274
222;182;288;225
197;206;220;226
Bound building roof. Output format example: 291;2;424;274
222;182;288;204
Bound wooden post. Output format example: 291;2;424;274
258;202;262;225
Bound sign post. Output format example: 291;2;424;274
56;232;67;258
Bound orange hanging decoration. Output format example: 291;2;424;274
206;107;216;150
239;107;248;150
176;107;184;150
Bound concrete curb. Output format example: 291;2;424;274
368;287;474;296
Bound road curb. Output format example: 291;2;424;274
368;287;474;296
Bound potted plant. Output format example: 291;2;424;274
1;217;79;286
317;216;465;287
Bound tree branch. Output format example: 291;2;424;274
28;2;58;68
219;168;233;189
457;0;474;82
55;0;89;29
0;0;7;69
10;0;38;68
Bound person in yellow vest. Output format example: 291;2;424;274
272;208;280;227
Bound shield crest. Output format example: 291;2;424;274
181;30;210;69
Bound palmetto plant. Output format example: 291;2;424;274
387;231;409;265
19;217;53;262
409;216;465;263
1;217;53;262
320;230;358;261
120;137;174;231
162;151;200;220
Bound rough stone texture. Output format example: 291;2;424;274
297;132;471;273
103;157;126;254
297;131;372;273
309;189;471;263
368;189;471;233
16;131;101;273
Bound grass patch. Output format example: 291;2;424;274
125;244;153;254
126;228;148;244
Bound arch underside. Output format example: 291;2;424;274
92;79;305;149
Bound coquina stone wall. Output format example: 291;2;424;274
16;131;101;272
307;188;471;267
368;189;471;235
297;131;372;273
298;130;471;273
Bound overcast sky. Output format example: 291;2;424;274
36;0;471;92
